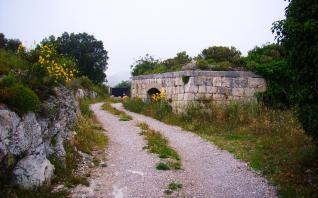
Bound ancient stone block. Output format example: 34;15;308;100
233;78;248;88
213;77;222;87
221;77;233;88
194;76;204;85
184;93;195;101
248;78;265;88
206;77;213;86
244;88;255;97
206;86;217;94
198;85;206;93
232;88;245;97
213;94;225;100
185;85;198;93
177;94;184;101
175;78;183;86
217;87;231;95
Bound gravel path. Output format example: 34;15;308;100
85;102;276;198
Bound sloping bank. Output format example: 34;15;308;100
0;86;96;189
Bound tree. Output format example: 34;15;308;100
42;32;108;83
131;54;161;76
273;0;318;141
115;80;131;89
0;33;21;53
245;44;291;107
201;46;242;66
0;33;7;48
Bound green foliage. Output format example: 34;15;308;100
198;46;244;69
67;76;94;90
138;122;181;170
0;33;22;53
102;102;132;121
0;82;40;114
114;80;131;89
131;52;191;76
168;182;183;191
156;162;170;170
74;116;108;154
122;97;146;113
0;49;28;74
182;76;190;84
272;0;318;142
245;44;291;107
79;98;94;118
23;63;55;99
130;47;245;76
42;32;109;83
123;98;172;120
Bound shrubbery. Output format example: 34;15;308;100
244;44;291;107
0;83;40;114
0;33;108;115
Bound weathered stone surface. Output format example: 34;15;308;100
131;70;266;112
0;86;86;189
12;151;54;189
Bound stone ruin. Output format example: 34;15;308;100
131;70;266;112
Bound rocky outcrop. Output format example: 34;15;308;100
0;87;81;189
75;88;97;99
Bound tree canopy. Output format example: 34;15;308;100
114;80;131;89
42;32;108;84
273;0;318;141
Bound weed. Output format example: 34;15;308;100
74;116;108;154
168;182;183;190
164;182;183;195
102;102;132;121
156;163;170;170
138;122;181;170
119;114;132;121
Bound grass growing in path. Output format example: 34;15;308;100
165;181;183;195
124;99;318;197
138;122;181;170
102;102;132;121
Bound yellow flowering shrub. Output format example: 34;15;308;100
38;44;77;83
17;43;26;54
152;88;166;102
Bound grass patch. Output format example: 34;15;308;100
138;122;181;170
124;99;318;197
102;102;132;121
49;142;88;188
74;116;108;154
165;182;183;195
156;162;170;170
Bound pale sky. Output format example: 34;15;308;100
0;0;288;85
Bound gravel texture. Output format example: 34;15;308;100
77;102;276;198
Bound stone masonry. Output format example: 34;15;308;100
131;70;266;112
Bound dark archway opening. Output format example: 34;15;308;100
147;88;160;102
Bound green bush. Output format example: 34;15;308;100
0;49;28;75
0;83;40;114
123;98;172;120
244;44;291;107
123;98;146;113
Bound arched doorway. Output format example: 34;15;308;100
147;88;160;102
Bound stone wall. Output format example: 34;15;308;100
131;70;266;112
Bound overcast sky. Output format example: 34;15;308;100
0;0;288;84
